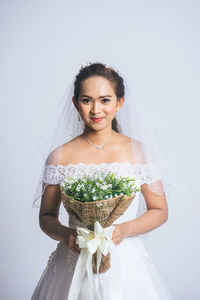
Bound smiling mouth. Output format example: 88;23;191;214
90;117;104;122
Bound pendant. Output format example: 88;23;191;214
95;144;103;150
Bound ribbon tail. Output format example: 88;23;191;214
67;248;88;300
86;253;102;300
108;237;123;300
96;248;102;274
94;248;102;298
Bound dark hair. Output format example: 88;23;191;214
73;62;125;133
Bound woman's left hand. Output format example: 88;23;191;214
111;223;125;246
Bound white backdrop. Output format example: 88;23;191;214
0;0;199;299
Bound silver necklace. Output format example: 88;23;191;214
81;130;115;150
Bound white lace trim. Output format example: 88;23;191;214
42;162;162;187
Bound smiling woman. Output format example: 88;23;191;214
31;62;173;300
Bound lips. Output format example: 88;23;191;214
91;117;103;122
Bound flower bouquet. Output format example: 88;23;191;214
60;170;140;274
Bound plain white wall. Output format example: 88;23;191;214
1;0;199;299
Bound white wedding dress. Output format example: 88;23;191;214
31;162;172;300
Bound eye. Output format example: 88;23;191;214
102;98;111;103
81;98;111;103
82;98;91;103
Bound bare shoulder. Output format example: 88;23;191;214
117;133;146;163
130;137;146;163
116;133;142;148
45;136;81;165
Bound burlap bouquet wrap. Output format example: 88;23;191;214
60;185;136;274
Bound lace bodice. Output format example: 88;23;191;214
42;161;161;187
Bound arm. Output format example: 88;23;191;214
39;183;80;254
120;181;168;238
39;183;65;241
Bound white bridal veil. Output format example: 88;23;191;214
30;62;175;222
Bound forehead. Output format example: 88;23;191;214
80;76;115;95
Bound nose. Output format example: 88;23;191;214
90;102;101;115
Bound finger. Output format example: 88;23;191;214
72;246;80;254
73;242;79;250
72;239;81;253
69;235;78;251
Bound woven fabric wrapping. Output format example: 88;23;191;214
60;185;136;274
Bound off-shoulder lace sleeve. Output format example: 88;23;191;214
138;162;162;185
32;164;67;208
134;162;165;195
42;164;66;184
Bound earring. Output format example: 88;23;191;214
78;114;81;121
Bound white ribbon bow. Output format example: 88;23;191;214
67;221;123;300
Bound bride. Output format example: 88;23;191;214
31;62;172;299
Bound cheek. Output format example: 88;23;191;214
79;104;89;113
104;104;117;115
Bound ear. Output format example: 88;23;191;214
72;96;79;111
116;97;124;112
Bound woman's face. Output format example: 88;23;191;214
73;76;124;130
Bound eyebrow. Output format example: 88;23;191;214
80;94;113;98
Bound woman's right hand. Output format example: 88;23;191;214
61;227;81;255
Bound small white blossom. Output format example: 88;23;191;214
100;185;108;190
76;185;81;191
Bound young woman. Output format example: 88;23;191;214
31;62;172;299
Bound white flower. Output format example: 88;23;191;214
100;184;108;190
93;196;97;200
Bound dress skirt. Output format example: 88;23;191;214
31;234;172;300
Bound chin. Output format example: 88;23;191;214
86;122;106;130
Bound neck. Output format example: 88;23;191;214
83;126;115;144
